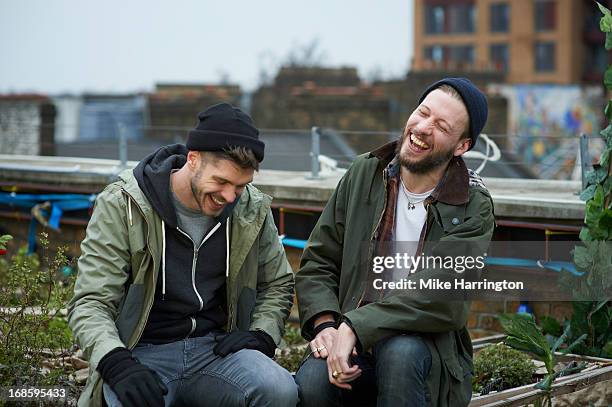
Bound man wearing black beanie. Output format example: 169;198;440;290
69;103;298;406
295;78;495;407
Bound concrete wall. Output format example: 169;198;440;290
0;98;56;156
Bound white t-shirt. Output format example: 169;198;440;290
392;180;433;281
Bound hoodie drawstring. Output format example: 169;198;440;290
161;219;166;300
225;221;230;278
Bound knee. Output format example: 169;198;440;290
376;335;431;374
295;357;333;405
250;364;298;406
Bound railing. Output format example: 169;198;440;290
0;121;606;183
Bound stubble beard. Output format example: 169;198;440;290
396;131;455;174
190;171;207;214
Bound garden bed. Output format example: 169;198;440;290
469;334;612;406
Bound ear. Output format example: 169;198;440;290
186;151;200;170
453;137;471;157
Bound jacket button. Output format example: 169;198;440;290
451;217;460;225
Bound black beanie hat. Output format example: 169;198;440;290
418;77;488;151
186;103;265;162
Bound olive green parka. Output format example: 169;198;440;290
296;141;495;406
68;169;294;407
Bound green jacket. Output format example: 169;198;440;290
295;141;495;407
68;169;294;407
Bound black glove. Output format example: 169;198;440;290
97;347;168;407
213;330;276;358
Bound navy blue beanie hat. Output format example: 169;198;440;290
186;103;265;162
418;77;488;151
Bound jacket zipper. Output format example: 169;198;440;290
177;222;222;338
120;189;156;349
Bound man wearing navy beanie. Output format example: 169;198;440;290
296;78;495;407
69;103;298;406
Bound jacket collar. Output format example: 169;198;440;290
370;140;470;206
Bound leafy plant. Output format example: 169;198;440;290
275;323;308;373
0;234;12;256
563;0;612;361
0;233;76;388
473;343;536;394
499;313;587;405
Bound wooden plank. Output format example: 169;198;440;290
470;365;612;406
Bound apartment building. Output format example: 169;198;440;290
412;0;610;84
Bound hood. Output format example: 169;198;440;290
133;144;187;228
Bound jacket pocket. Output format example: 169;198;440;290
444;354;472;407
115;283;145;344
235;287;256;331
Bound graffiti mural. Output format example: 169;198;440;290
488;84;604;180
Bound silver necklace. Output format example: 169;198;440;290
400;178;429;210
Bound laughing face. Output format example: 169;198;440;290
189;154;254;217
397;89;471;174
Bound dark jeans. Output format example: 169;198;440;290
295;334;431;407
103;331;298;407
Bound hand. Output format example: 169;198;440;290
309;326;337;359
213;330;276;358
98;347;168;407
327;322;361;390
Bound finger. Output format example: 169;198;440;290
319;336;335;359
331;378;353;390
341;369;362;382
214;333;229;342
352;347;358;356
326;357;336;384
338;358;357;377
318;347;328;359
310;341;321;359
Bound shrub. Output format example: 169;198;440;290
0;233;76;389
473;343;536;394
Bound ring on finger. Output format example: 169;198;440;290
315;346;326;352
332;370;342;379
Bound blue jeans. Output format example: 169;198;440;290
103;331;298;407
295;334;431;407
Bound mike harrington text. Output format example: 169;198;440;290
373;278;524;292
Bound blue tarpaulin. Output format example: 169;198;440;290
0;192;95;253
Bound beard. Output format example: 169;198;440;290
396;131;455;174
190;170;207;214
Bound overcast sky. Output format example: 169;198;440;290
0;0;413;94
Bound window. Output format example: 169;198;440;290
425;3;475;34
490;44;509;72
448;45;474;64
424;45;444;64
424;45;474;66
535;0;556;31
490;3;509;33
534;42;555;72
425;6;445;34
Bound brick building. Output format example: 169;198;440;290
412;0;611;85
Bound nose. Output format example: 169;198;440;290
220;185;237;204
414;117;434;136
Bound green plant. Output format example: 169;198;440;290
472;343;536;394
0;235;12;258
0;233;76;389
561;0;612;361
499;313;587;405
275;323;308;373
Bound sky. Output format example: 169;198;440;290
0;0;413;94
